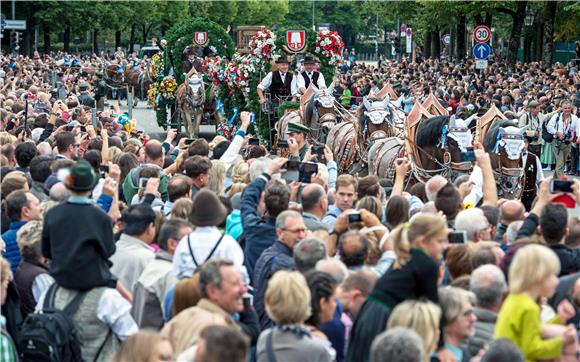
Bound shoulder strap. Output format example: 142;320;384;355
43;283;59;310
94;327;112;362
187;234;199;268
266;329;278;362
203;233;225;264
43;283;88;316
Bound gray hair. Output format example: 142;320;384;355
370;327;425;362
505;220;523;244
49;182;71;202
294;237;327;273
455;208;488;241
275;210;302;230
199;258;234;298
438;287;476;324
425;175;447;202
469;264;507;308
315;259;349;284
480;338;524;362
248;156;272;182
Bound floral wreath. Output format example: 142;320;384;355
159;76;178;101
201;56;227;86
315;30;344;65
248;28;278;63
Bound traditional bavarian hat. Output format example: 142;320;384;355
275;55;290;64
286;122;310;135
303;54;317;64
95;71;104;77
78;82;89;90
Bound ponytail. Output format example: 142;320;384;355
392;214;447;269
392;222;411;269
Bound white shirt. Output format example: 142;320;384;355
173;226;246;280
36;286;138;341
257;71;299;96
110;234;156;293
522;151;545;184
546;112;580;136
296;71;326;91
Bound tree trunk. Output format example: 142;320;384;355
506;1;527;66
456;15;466;60
543;1;557;66
93;29;99;54
43;23;51;53
63;26;71;53
129;24;136;52
431;30;441;59
424;31;432;59
115;31;121;49
535;22;544;62
142;24;147;46
484;12;493;27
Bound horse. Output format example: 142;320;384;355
410;114;476;182
302;86;339;144
175;76;205;136
481;119;528;200
103;62;141;107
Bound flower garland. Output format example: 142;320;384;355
159;76;177;100
248;28;278;63
147;82;159;108
315;30;344;65
201;56;227;86
150;53;164;81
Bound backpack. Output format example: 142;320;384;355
19;284;87;362
542;114;559;143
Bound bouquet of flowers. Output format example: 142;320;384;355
202;56;227;86
159;76;177;100
147;82;159;108
315;30;344;65
248;28;278;62
150;53;164;80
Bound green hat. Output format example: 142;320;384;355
95;71;104;77
64;160;98;192
79;82;89;90
286;122;310;135
275;55;290;64
303;54;317;64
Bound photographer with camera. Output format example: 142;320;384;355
518;100;558;157
546;101;580;178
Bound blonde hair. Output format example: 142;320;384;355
508;244;560;294
265;270;312;325
0;257;11;284
172;274;201;317
171;198;193;222
16;220;43;256
108;146;122;163
232;160;249;184
227;183;247;199
0;132;16;146
387;300;441;355
392;213;447;269
207;160;226;195
112;329;171;362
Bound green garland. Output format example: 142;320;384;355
277;101;300;119
165;17;235;85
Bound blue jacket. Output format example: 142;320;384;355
226;210;243;241
241;174;277;276
2;221;27;274
253;240;295;330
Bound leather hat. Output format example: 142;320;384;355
191;189;227;227
65;160;98;192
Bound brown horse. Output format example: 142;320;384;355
175;76;205;137
302;86;340;144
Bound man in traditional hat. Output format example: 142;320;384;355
297;54;326;94
518;100;555;157
78;82;95;108
286;121;310;160
93;71;107;111
257;55;298;105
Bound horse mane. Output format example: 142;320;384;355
416;116;450;148
482;119;517;152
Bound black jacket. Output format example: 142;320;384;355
550;244;580;276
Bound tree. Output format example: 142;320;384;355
496;1;527;66
543;1;557;65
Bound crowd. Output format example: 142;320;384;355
0;46;580;362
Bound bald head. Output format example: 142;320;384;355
499;200;525;225
301;183;326;214
425;175;448;202
316;258;349;284
144;140;164;165
49;182;71;202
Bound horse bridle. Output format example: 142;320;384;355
492;133;525;197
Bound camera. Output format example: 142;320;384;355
248;138;260;146
138;177;149;189
284;160;300;171
299;162;318;183
348;211;362;223
448;231;467;244
311;146;324;155
277;139;289;149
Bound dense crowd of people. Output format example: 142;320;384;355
0;46;580;362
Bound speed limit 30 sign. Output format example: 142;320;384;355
473;25;491;43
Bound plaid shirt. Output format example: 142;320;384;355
1;316;17;362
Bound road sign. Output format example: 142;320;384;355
443;34;451;45
475;60;488;69
473;42;491;60
4;20;26;30
473;25;491;43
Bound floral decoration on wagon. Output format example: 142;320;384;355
315;30;344;65
159;76;178;101
248;27;279;63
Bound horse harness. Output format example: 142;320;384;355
491;133;525;198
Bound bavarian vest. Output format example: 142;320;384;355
53;287;120;362
14;260;49;317
301;71;320;89
271;71;293;98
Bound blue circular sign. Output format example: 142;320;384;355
473;42;491;60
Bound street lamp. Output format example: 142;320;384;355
524;8;534;27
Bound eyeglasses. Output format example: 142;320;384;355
282;228;306;234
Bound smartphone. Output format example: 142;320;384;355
80;125;86;132
550;179;574;193
348;211;362;223
277;139;289;149
138;177;149;189
311;145;324;155
460;147;476;162
248;138;260;146
299;162;318;183
184;138;196;146
99;165;109;177
448;231;467;244
284;160;300;171
91;108;98;128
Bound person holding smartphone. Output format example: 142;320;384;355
286;122;310;161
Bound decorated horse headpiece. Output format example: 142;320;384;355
362;96;393;125
314;88;335;109
492;125;528;160
439;114;474;151
188;75;203;94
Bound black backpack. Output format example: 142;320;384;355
542;114;559;143
19;284;87;362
